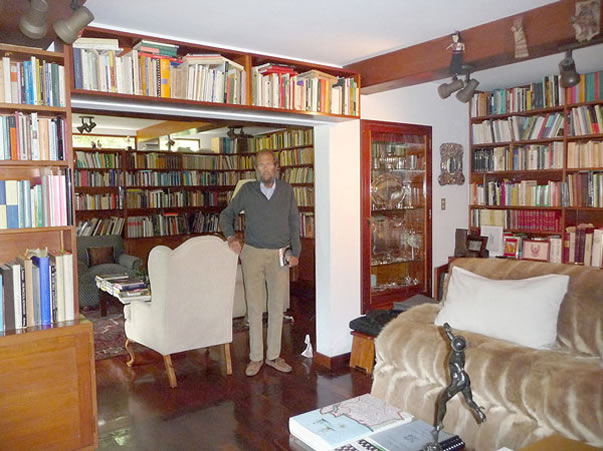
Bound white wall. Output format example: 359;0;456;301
361;82;470;271
313;82;470;358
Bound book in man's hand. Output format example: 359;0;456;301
288;394;414;451
279;246;292;267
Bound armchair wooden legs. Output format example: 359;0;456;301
163;355;177;388
223;343;232;376
125;339;136;367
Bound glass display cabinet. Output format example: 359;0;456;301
361;120;432;312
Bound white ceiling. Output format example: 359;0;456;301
86;0;558;67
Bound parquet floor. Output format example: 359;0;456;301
95;296;373;450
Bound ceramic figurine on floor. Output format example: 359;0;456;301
447;32;465;75
423;323;486;450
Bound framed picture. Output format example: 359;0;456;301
466;234;488;257
480;225;504;257
521;239;550;261
503;236;520;258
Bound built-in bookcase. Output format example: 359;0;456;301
469;70;603;266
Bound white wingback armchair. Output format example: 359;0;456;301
124;236;238;388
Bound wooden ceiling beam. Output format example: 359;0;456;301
346;0;602;94
136;120;213;141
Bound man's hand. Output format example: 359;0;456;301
288;256;299;267
227;237;242;254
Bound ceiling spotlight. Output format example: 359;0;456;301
53;0;94;45
77;116;96;133
438;76;465;99
456;74;480;103
559;50;580;88
19;0;49;40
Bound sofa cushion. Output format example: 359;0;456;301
435;266;569;349
87;246;114;267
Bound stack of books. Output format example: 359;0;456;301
95;274;151;302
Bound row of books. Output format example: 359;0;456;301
72;45;247;106
75;150;121;169
0;56;65;107
0;173;72;229
567;140;603;169
251;64;359;115
124;188;228;209
472;143;563;172
75;169;121;187
299;212;314;238
76;216;125;236
566;171;603;207
565;224;603;267
470;73;566;117
471;180;562;207
472;208;561;232
191;212;220;234
567;104;602;136
249;129;313;151
126;152;179;170
74;193;122;211
281;167;314;184
470;70;603;117
0;249;74;333
0;113;66;161
293;187;314;207
279;148;314;166
122;169;256;188
197;135;244;154
472;112;564;144
126;213;192;238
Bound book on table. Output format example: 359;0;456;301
288;394;414;451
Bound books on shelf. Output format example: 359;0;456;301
471;208;561;232
568;104;603;136
471;112;564;144
289;394;414;451
0;113;66;161
565;70;603;104
76;216;125;236
472;143;564;172
567;140;603;168
470;180;562;207
0;55;65;107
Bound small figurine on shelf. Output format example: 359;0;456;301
511;17;529;59
447;32;465;75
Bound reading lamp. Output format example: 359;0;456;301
19;0;49;40
53;0;94;44
19;0;94;44
559;50;580;88
456;74;480;103
438;76;464;99
77;116;96;133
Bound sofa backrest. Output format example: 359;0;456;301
76;235;125;266
448;258;603;357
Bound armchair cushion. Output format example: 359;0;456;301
118;253;142;271
87;246;114;266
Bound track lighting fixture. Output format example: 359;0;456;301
559;50;580;88
19;0;49;40
19;0;94;44
226;126;251;140
456;74;480;103
438;76;465;99
77;116;96;133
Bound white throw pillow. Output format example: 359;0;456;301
434;266;569;349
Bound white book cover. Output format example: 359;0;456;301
63;252;74;322
49;252;65;322
8;261;24;328
2;56;11;103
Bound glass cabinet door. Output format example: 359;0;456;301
361;120;432;312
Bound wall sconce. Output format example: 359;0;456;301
559;50;580;88
77;116;96;133
438;76;465;99
19;0;94;44
456;74;480;103
19;0;49;40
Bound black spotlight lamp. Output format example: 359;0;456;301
19;0;49;40
559;50;580;88
456;74;480;103
438;76;465;99
77;116;96;133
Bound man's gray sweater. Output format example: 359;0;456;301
219;179;301;257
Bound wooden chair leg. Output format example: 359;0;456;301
163;354;178;388
223;343;232;375
125;339;136;367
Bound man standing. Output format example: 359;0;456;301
219;149;300;376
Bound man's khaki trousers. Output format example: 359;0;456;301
240;244;289;362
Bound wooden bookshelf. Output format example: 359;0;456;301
469;71;603;265
0;43;97;448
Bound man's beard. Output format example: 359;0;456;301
257;170;275;185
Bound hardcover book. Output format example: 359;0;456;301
289;394;413;451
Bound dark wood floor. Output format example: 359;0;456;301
95;296;373;450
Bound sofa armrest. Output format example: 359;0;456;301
118;254;142;271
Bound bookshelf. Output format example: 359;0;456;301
469;71;603;265
360;120;432;312
74;127;316;288
0;43;97;448
68;27;360;121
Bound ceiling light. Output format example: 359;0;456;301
77;116;96;133
438;76;465;99
19;0;49;40
53;1;94;45
559;50;580;88
456;75;480;103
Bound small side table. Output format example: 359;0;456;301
349;331;375;375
